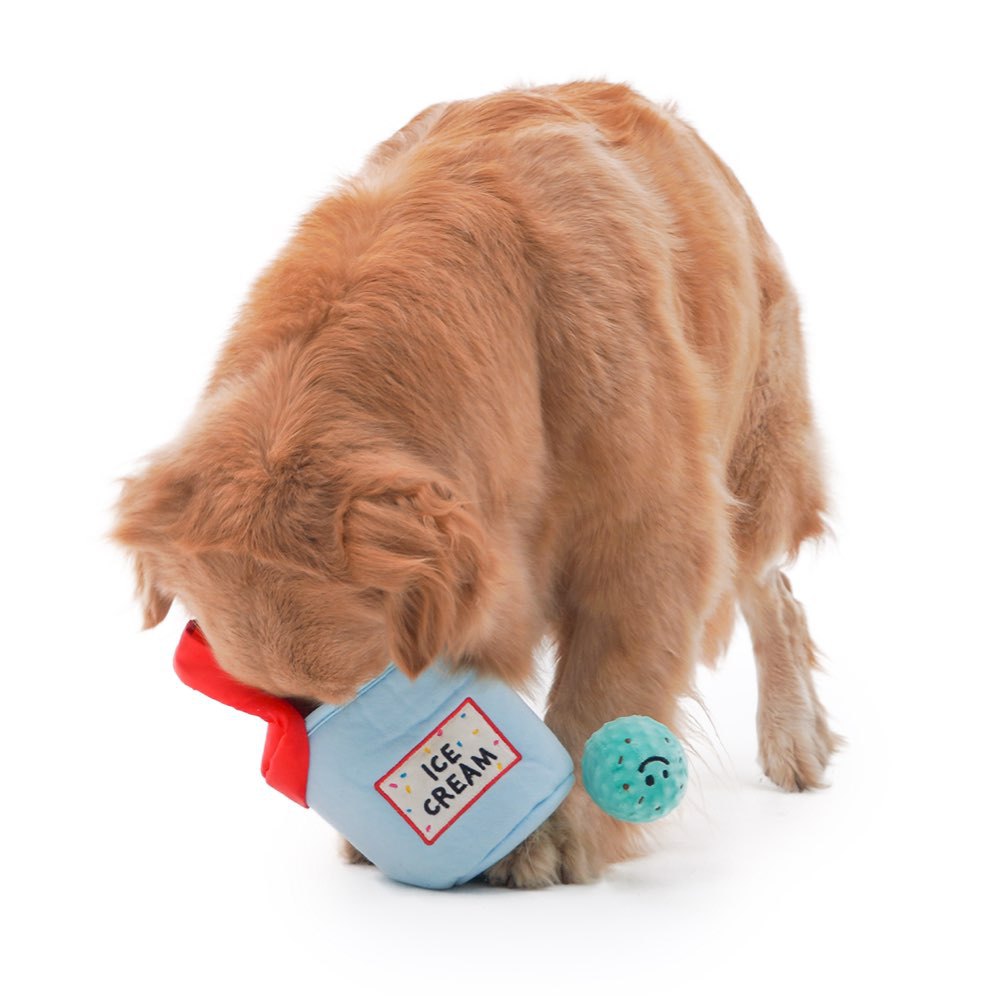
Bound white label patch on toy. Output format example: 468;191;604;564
375;697;521;844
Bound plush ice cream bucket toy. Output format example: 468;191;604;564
174;620;575;890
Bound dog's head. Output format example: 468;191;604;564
111;402;495;703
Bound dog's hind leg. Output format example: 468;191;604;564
738;569;842;790
726;258;841;789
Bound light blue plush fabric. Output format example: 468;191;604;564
304;663;574;889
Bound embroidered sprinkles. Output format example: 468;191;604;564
375;697;522;844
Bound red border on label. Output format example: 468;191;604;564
374;696;522;845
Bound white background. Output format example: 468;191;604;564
3;2;993;993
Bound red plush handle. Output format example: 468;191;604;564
173;620;311;807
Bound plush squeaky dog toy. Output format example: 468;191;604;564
173;620;686;889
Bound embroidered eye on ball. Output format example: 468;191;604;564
581;716;688;822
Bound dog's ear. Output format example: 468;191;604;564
131;551;174;629
110;461;194;629
343;480;493;677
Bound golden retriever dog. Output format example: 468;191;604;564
112;81;839;886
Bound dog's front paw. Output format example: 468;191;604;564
483;790;608;888
340;836;373;865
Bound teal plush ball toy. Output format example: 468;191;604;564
582;716;688;822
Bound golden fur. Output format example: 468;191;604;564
112;81;839;886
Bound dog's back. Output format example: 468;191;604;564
209;79;825;575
